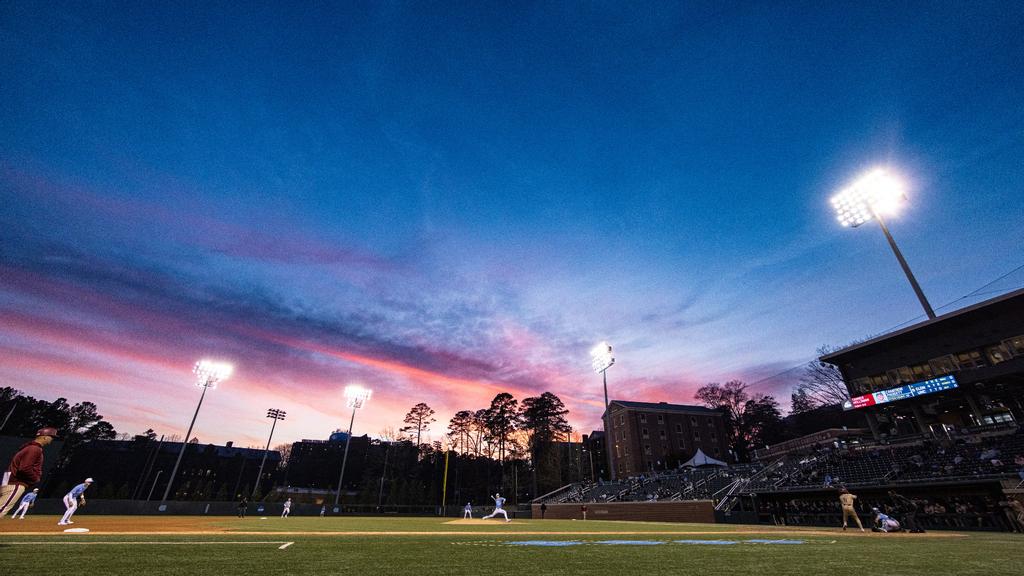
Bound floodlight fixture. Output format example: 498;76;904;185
193;360;233;389
253;407;286;498
590;341;617;481
336;384;373;506
345;384;372;409
831;168;906;227
590;342;615;374
162;358;233;503
830;167;935;319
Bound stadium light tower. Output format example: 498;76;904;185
160;360;233;504
252;408;286;498
334;384;372;507
831;168;936;319
590;342;616;481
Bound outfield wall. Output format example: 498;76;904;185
18;499;531;518
532;500;716;523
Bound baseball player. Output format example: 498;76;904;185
281;498;292;518
11;488;39;519
58;478;93;526
481;493;510;522
838;488;865;532
872;508;901;533
320;505;326;517
463;502;473;518
0;427;57;517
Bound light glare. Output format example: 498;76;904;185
590;341;615;373
193;360;233;388
344;384;373;409
830;168;906;228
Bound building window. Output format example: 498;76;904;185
642;428;649;439
711;433;717;442
657;414;664;424
620;415;625;426
659;430;666;440
986;344;1011;365
929;355;957;375
644;445;652;455
675;424;683;433
869;374;891;389
850;377;872;395
910;363;933;380
639;413;647;423
679;440;686;450
690;417;697;426
707;419;713;427
1005;335;1024;356
693;431;701;441
955;350;986;369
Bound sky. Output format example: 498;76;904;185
2;1;1023;448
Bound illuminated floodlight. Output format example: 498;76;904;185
345;384;373;409
831;168;906;228
590;342;615;374
193;360;233;389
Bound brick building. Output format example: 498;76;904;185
605;400;729;477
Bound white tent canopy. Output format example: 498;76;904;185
682;448;727;468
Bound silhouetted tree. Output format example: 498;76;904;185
400;403;436;449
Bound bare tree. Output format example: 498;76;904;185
791;345;850;412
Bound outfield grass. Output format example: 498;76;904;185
1;516;1020;575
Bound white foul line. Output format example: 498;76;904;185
3;541;290;546
278;542;294;549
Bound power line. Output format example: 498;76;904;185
742;261;1024;393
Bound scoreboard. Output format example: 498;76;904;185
844;374;958;410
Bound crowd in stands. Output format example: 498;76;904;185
547;464;762;504
747;425;1024;491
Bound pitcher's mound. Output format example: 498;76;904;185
444;519;516;525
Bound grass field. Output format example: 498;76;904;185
1;516;1020;575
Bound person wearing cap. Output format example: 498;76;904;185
838;487;865;532
11;488;40;519
0;427;57;517
58;478;93;526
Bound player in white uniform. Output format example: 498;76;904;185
482;493;510;522
463;502;473;518
281;498;292;518
11;488;39;519
59;478;93;526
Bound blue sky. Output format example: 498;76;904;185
2;1;1022;446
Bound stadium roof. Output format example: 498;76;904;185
820;286;1024;363
609;400;720;415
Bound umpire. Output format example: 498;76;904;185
888;490;924;533
0;427;58;516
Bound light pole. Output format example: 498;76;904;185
160;360;233;504
253;408;286;499
334;384;372;507
147;470;164;501
831;168;936;319
590;342;616;481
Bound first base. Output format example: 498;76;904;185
63;527;90;533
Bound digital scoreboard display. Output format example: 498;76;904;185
843;374;958;410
